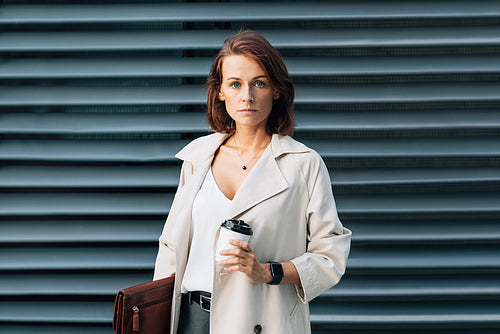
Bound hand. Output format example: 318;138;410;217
218;239;272;284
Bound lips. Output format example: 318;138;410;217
238;108;257;112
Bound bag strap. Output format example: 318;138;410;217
113;291;125;332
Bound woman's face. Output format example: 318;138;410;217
219;55;278;131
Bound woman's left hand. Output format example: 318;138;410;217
219;239;272;284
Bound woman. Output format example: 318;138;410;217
154;30;351;334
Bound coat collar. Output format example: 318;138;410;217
175;132;311;167
175;132;229;168
175;132;311;219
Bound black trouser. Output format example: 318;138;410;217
177;292;210;334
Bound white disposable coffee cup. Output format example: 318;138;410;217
215;219;253;262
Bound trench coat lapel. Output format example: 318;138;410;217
224;134;312;218
176;133;311;221
226;146;288;219
170;133;228;254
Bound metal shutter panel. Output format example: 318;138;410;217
1;0;499;333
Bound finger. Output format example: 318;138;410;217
229;239;252;251
218;255;248;268
224;264;246;273
218;255;244;266
219;248;246;258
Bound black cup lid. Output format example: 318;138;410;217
221;219;253;235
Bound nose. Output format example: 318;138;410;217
242;85;254;103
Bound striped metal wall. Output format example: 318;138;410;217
1;0;500;333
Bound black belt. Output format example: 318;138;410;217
185;291;211;312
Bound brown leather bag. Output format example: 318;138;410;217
113;275;175;334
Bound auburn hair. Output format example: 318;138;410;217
206;30;295;135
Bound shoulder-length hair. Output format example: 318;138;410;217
206;30;295;135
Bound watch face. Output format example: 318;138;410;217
268;262;284;285
271;262;284;277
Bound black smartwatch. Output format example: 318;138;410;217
267;261;284;285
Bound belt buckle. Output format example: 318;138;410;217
200;295;211;312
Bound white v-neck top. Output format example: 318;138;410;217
181;167;231;293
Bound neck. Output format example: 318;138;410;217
233;127;271;152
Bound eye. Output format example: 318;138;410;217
230;82;241;88
255;81;265;88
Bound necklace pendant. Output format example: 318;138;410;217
242;165;247;170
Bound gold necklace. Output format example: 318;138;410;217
233;135;270;170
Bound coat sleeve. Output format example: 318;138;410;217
153;161;194;280
290;152;351;303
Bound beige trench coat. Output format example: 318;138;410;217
154;133;351;334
